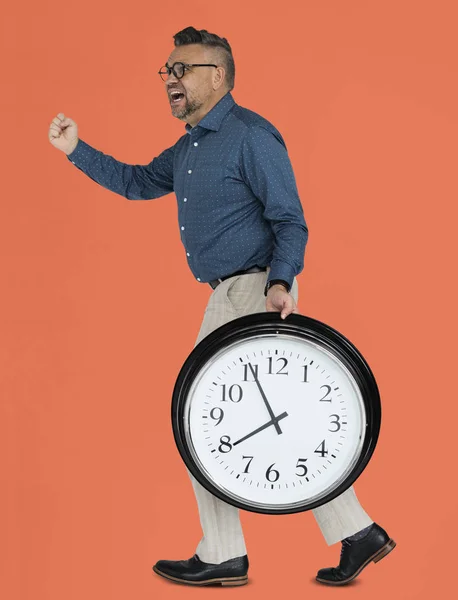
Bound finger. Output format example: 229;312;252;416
281;298;295;319
52;115;65;126
269;302;283;313
53;115;73;129
266;298;278;312
48;123;64;140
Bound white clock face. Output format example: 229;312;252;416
184;333;366;511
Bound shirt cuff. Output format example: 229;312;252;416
66;139;98;169
267;260;296;291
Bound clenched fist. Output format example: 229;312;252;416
48;113;79;155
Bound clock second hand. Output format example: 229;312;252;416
248;362;283;434
233;411;289;446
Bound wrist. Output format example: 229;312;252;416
66;139;79;156
264;279;290;296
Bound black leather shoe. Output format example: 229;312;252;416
316;523;396;585
153;554;249;586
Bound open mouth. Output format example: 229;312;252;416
169;90;186;105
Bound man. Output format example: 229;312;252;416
48;26;395;587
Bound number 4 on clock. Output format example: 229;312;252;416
314;439;328;457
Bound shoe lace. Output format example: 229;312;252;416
340;538;351;560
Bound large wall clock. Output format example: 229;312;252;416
171;312;381;515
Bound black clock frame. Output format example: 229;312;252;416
171;312;381;515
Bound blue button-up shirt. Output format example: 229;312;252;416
67;91;308;288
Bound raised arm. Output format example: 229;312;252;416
49;113;174;200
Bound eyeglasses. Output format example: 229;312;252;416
158;62;218;81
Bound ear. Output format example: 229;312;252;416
213;66;226;91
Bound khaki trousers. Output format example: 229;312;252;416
187;270;373;564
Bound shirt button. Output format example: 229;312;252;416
194;142;198;147
181;226;185;231
197;278;201;282
71;161;75;164
188;169;192;174
187;252;190;257
184;197;187;202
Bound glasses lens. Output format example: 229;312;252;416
173;63;185;79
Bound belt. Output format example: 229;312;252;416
209;266;267;290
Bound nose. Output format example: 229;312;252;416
166;70;179;84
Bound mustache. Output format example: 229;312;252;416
167;85;186;93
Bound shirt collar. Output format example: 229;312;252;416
185;91;235;134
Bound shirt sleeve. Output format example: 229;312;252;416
240;125;308;289
66;138;174;200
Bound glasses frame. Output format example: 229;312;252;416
158;62;218;81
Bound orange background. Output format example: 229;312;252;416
1;1;457;599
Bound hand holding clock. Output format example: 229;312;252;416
265;282;297;319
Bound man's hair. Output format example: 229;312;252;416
173;26;235;91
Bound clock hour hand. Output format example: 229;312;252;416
233;411;289;446
248;362;283;434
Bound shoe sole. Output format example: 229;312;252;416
152;566;248;587
315;538;396;586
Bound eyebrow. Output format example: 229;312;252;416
166;60;185;67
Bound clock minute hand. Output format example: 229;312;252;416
233;411;289;446
248;362;283;435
